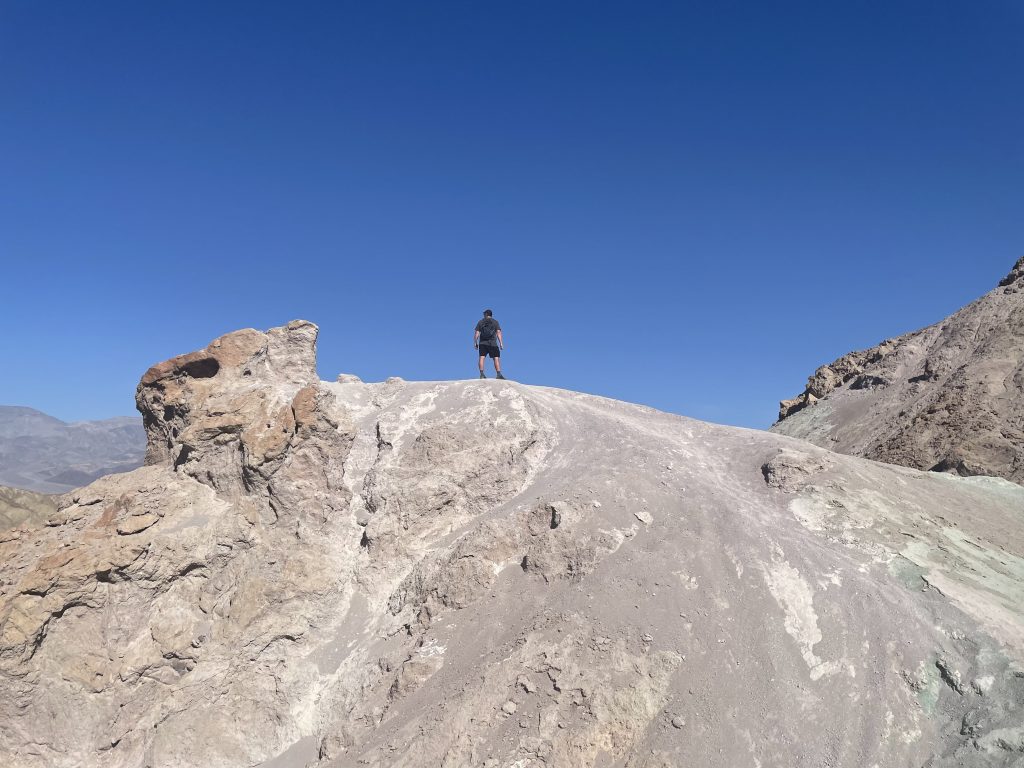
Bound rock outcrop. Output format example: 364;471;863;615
0;407;144;494
2;321;1024;768
134;319;347;514
774;257;1024;485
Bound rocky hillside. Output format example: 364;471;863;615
0;485;55;532
773;257;1024;485
1;321;1023;768
0;406;144;493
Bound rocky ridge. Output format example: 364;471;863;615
774;257;1024;485
1;321;1023;767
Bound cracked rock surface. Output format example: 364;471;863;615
773;257;1024;485
2;321;1024;767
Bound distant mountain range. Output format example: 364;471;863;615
0;406;145;493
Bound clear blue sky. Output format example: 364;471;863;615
1;1;1021;428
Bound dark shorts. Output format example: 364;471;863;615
478;344;500;358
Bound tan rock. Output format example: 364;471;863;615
115;512;160;535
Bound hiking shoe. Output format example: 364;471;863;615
496;373;506;380
479;372;487;379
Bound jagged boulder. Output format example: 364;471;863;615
136;320;320;491
998;255;1024;290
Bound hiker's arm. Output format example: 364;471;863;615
473;330;480;349
497;329;504;349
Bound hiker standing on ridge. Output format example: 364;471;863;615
474;309;505;379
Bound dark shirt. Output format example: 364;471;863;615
475;317;501;347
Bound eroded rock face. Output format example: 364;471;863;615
776;338;903;420
2;321;1024;768
774;258;1024;485
136;320;322;495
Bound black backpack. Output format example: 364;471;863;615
479;318;497;342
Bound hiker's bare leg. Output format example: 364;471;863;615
478;355;486;372
494;357;502;374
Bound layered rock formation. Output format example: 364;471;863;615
0;406;144;493
774;257;1024;485
2;321;1024;768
